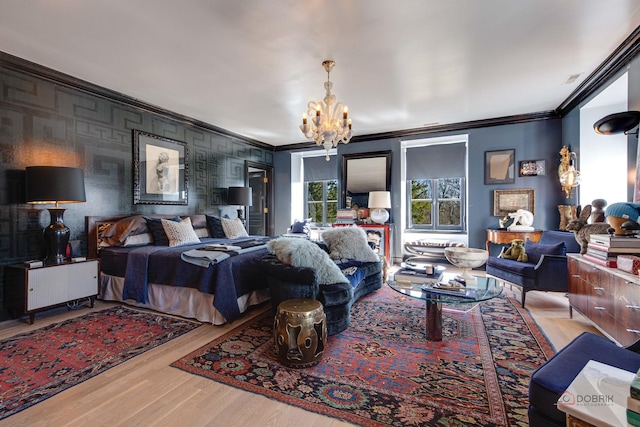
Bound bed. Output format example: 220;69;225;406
86;214;272;324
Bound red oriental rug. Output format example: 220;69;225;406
172;286;555;426
0;306;199;420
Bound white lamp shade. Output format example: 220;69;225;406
368;191;391;209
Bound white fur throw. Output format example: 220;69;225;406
267;238;348;285
321;226;380;262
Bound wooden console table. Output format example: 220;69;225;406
485;229;542;252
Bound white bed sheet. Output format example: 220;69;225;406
99;273;270;325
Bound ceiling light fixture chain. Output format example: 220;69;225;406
299;60;352;160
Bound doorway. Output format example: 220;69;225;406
246;161;274;236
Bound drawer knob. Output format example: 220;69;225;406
594;306;606;310
626;305;640;310
627;329;640;335
29;288;33;292
593;287;605;291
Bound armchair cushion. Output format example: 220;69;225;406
524;240;566;264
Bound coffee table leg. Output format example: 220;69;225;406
425;298;443;341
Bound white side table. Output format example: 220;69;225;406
556;360;636;427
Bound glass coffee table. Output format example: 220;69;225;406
387;272;503;341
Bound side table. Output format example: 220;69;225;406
556;360;635;427
5;259;99;324
485;228;542;253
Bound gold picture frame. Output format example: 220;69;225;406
493;189;535;216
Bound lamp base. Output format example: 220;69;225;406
370;208;389;224
237;208;246;226
44;208;70;265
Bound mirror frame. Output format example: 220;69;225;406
341;150;392;209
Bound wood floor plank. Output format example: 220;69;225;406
0;269;600;427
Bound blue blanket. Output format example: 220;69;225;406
119;237;271;322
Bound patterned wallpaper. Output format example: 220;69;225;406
0;64;273;321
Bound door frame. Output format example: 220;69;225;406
245;160;274;236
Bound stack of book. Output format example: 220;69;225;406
394;267;444;284
335;209;356;224
583;234;640;268
628;368;640;426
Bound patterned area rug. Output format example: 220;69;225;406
172;286;554;426
0;306;199;420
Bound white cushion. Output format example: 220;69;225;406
221;217;248;239
161;217;201;247
321;226;380;262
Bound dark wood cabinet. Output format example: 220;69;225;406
568;254;640;346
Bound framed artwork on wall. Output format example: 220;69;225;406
519;159;546;177
493;189;535;216
133;130;189;205
485;149;515;184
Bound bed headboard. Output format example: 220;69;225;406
85;215;128;259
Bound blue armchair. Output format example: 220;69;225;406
485;230;581;308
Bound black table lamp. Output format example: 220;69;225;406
227;186;252;225
25;166;86;264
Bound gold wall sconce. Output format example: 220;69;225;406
559;146;581;199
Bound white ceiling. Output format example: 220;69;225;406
1;1;640;147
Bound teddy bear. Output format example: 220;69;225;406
499;239;528;262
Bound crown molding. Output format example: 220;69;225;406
557;25;640;114
275;111;559;151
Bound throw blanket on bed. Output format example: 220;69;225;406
181;250;230;267
122;237;272;322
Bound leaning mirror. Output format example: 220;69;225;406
341;151;392;209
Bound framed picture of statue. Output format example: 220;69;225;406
133;130;189;205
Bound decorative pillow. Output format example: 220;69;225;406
321;226;380;263
122;232;154;247
221;217;248;239
523;240;566;264
161;217;201;247
194;227;210;238
267;238;348;285
102;215;149;245
205;215;227;238
144;216;181;246
290;218;310;234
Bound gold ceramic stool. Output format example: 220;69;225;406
274;299;327;368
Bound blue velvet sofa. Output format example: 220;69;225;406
485;230;581;308
260;245;383;336
528;332;640;426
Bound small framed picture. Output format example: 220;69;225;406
493;189;535;216
133;130;188;205
485;149;515;184
519;160;546;177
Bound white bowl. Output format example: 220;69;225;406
444;247;488;281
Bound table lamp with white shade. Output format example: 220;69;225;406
368;191;391;224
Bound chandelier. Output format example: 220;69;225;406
299;60;352;160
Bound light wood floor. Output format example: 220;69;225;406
0;274;601;427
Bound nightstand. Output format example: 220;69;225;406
4;259;99;324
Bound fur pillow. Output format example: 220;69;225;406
321;226;380;262
221;217;248;239
161;217;201;247
267;238;348;285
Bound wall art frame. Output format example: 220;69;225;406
519;159;546;177
133;130;188;205
493;188;535;216
484;149;515;184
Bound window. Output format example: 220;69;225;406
305;180;337;225
408;178;464;230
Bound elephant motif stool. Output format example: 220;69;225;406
274;299;327;368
